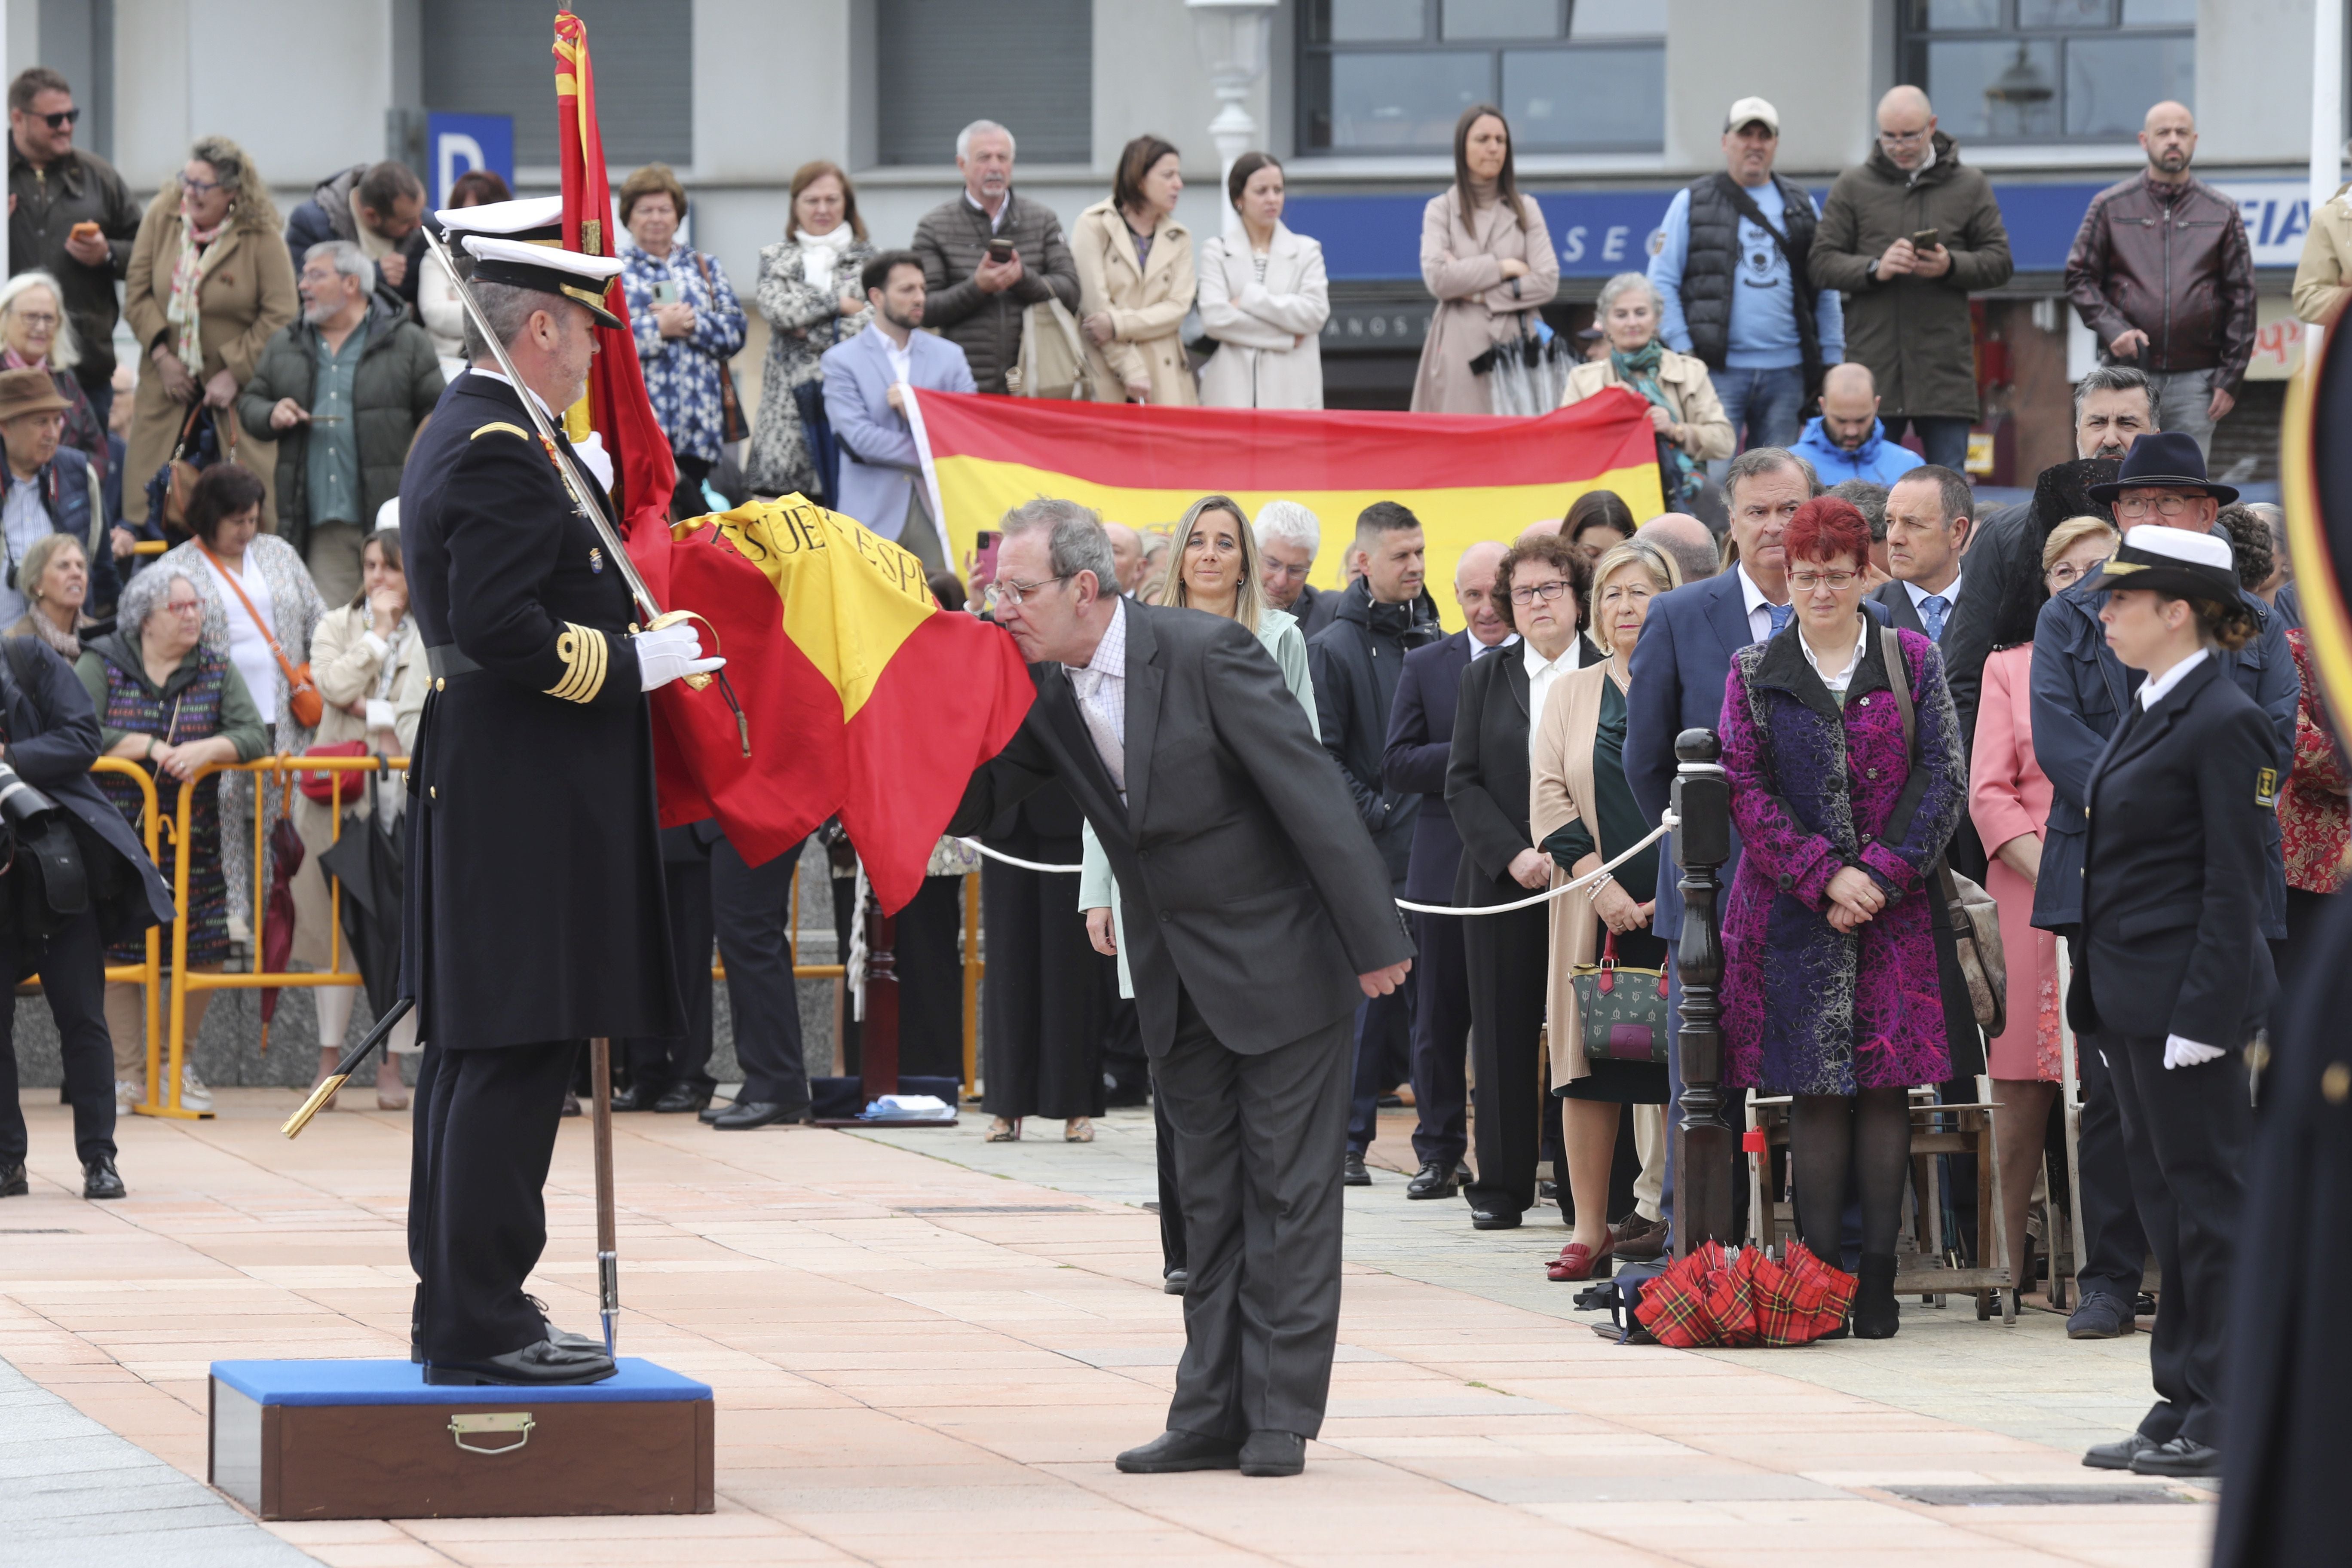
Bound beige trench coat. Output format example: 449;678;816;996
1412;186;1559;413
2295;182;2352;326
122;183;296;525
1529;660;1614;1090
1559;349;1736;462
1070;199;1197;407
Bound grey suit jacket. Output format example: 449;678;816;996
951;601;1414;1057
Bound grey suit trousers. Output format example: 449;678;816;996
1155;986;1351;1442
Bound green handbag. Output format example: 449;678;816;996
1570;931;1671;1065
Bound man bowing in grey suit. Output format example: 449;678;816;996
951;498;1414;1479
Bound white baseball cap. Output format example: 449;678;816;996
1726;97;1780;135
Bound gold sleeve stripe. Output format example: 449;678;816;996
545;623;608;704
470;421;533;442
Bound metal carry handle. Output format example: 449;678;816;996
448;1411;534;1455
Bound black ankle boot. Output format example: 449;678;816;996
1851;1252;1900;1339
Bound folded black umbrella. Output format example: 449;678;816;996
316;773;403;1021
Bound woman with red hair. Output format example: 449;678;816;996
1716;496;1969;1338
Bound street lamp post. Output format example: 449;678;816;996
1186;0;1277;236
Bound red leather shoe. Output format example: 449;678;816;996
1546;1230;1615;1282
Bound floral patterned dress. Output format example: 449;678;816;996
745;236;873;500
620;245;748;465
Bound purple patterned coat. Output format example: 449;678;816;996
1718;620;1967;1095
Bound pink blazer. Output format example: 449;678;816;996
1969;644;2053;855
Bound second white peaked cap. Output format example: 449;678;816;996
436;195;564;240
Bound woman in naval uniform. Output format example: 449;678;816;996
2069;525;2273;1481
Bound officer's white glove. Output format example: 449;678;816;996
636;621;725;692
2162;1035;2226;1070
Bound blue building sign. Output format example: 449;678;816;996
426;112;514;210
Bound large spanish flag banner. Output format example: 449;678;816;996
907;387;1665;619
631;496;1033;913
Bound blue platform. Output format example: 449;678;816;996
209;1358;711;1406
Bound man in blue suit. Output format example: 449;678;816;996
1624;449;1823;1244
820;250;974;571
2029;431;2296;1347
1381;541;1513;1198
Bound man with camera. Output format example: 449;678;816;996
0;629;175;1200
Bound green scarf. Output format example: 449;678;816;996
1610;340;1701;501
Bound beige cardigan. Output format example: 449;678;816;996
1560;349;1736;462
1070;199;1197;407
1528;659;1624;1090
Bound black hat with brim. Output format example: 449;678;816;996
2084;429;2239;505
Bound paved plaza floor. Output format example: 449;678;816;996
0;1090;2211;1567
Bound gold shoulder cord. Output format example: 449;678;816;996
470;421;533;443
547;623;608;704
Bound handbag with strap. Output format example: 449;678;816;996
1878;625;2007;1037
297;739;369;805
1570;928;1671;1065
1007;297;1096;400
197;540;323;730
144;404;237;544
688;251;751;445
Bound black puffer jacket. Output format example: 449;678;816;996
1307;579;1445;883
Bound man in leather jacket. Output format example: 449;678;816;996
2064;102;2255;462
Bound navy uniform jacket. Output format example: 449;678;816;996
2068;655;2276;1045
1383;630;1476;905
398;370;681;1050
2029;568;2294;935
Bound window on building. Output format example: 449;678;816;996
423;0;692;168
1299;0;1664;155
1898;0;2193;143
876;0;1092;166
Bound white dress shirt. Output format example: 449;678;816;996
966;189;1011;234
1524;637;1578;756
880;329;914;388
2137;646;2209;712
1901;570;1963;614
1737;563;1789;644
1798;615;1872;699
1066;597;1129;796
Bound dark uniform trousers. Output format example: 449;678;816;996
2106;1033;2251;1448
1464;902;1550;1216
410;1039;579;1362
1407;907;1471;1172
0;906;114;1167
715;836;809;1111
1155;984;1350;1441
2070;1018;2155;1305
624;826;717;1096
1345;876;1416;1156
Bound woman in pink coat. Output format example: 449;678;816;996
1969;514;2116;1306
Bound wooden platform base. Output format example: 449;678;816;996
208;1358;714;1520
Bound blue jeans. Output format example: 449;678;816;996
1710;365;1808;472
1879;414;1971;472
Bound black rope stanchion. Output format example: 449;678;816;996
1670;728;1734;1257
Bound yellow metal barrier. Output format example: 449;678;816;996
144;754;405;1118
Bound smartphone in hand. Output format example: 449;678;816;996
1911;228;1940;251
973;530;1002;589
986;238;1015;265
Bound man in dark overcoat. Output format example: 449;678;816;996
398;210;720;1386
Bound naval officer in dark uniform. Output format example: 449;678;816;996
2068;525;2272;1479
401;208;722;1386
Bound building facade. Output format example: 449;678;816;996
21;0;2334;480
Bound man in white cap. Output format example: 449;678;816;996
398;200;722;1386
1646;96;1844;468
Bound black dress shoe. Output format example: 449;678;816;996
524;1295;606;1356
2083;1432;2162;1470
608;1083;661;1112
1405;1161;1461;1199
1342;1152;1370;1187
698;1099;734;1124
1239;1429;1305;1477
1470;1206;1522;1231
654;1084;712;1114
82;1155;124;1200
2129;1436;2220;1477
424;1338;616;1386
1162;1268;1188;1296
2067;1290;2134;1340
1115;1429;1240;1473
711;1099;811;1130
0;1160;25;1197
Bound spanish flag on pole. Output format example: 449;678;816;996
634;498;1034;914
904;387;1666;623
553;11;674;537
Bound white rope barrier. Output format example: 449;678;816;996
954;809;1681;919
